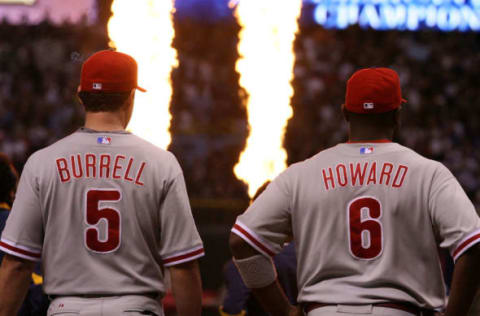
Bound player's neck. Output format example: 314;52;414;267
84;112;128;132
348;127;394;142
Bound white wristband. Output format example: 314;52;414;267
233;254;277;288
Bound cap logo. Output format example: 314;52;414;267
363;102;374;110
92;83;102;90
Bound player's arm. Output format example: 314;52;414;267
444;244;480;316
229;233;299;316
0;254;36;316
169;259;203;316
219;260;250;316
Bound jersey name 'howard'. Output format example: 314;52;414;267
321;161;408;190
55;153;146;186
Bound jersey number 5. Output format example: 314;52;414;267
347;196;383;260
85;189;122;253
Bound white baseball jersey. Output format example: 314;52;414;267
0;128;204;296
232;141;480;309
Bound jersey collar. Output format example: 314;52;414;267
78;127;131;135
346;139;392;144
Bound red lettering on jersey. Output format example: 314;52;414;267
85;154;96;178
336;164;348;187
71;154;83;178
85;189;121;253
366;162;377;185
113;155;125;180
392;165;408;188
350;162;368;186
348;197;382;259
380;163;394;185
322;168;335;190
124;158;135;182
100;154;111;178
56;158;70;182
135;162;146;186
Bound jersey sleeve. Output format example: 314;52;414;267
0;158;43;262
430;164;480;262
158;161;204;267
232;170;293;257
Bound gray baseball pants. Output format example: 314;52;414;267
307;304;417;316
47;295;163;316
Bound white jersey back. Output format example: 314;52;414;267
0;128;204;295
233;142;480;308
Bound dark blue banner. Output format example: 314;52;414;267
174;0;480;31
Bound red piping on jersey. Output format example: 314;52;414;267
162;248;204;265
0;241;41;259
453;233;480;259
233;224;275;257
347;139;392;143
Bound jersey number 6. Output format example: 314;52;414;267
85;189;122;253
347;196;383;260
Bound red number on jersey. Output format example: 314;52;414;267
348;196;383;260
85;189;121;253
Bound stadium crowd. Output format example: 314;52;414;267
1;10;480;316
1;18;480;206
0;20;105;171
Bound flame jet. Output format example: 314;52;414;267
232;0;303;197
108;0;178;149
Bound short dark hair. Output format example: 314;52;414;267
77;91;131;112
0;153;18;206
345;108;399;128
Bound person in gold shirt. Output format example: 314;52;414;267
0;153;48;316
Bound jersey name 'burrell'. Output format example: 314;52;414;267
55;153;147;186
321;161;408;190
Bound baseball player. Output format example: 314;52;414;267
0;152;49;316
229;68;480;316
220;182;298;316
0;153;18;246
0;50;204;316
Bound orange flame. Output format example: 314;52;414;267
233;0;302;197
107;0;177;149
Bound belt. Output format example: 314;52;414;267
49;292;159;300
303;302;435;316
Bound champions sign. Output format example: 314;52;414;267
308;0;480;31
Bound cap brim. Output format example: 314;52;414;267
136;86;147;92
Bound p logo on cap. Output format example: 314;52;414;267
363;102;374;110
345;68;406;114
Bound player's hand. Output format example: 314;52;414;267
288;305;303;316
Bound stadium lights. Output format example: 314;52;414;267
0;0;36;4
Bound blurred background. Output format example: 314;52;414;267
0;0;479;314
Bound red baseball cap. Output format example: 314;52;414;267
345;67;406;114
80;50;146;93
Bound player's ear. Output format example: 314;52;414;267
76;86;84;106
127;89;136;105
341;104;350;122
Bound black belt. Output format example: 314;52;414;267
303;302;436;316
49;292;159;300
